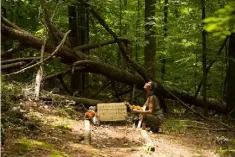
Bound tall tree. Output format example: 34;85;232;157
225;33;235;113
144;0;157;79
69;3;89;94
161;0;168;80
201;0;208;116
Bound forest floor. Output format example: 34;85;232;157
2;99;235;157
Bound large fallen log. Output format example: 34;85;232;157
43;60;226;113
1;23;87;62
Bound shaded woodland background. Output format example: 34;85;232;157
1;0;235;118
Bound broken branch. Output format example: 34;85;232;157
1;57;40;65
1;44;28;58
3;30;71;76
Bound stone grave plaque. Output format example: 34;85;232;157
97;102;127;121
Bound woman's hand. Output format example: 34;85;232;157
133;108;139;112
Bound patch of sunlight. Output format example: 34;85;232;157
54;124;72;131
27;110;77;127
181;39;197;48
49;151;70;157
69;142;100;156
17;137;70;157
180;7;192;15
216;149;235;157
44;115;76;127
161;119;187;132
26;111;44;121
49;153;64;157
173;108;186;113
17;137;54;150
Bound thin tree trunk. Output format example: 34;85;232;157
69;3;89;95
201;0;208;116
144;0;157;79
135;0;141;62
161;0;168;80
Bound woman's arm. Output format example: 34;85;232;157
133;96;155;115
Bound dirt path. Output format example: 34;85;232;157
2;100;234;157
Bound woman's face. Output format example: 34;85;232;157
144;81;151;91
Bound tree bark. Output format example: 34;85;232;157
144;0;157;78
1;24;87;62
201;0;208;116
225;33;235;113
161;0;168;80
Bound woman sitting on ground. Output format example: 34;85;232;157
133;81;164;132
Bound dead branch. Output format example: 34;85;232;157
165;88;233;129
3;30;71;76
92;81;111;97
1;44;28;58
49;94;102;106
194;36;229;99
34;7;48;100
1;62;27;70
184;125;231;131
43;6;71;47
20;59;38;69
1;57;40;65
73;38;128;51
50;1;62;22
172;120;210;126
44;67;85;80
20;60;37;69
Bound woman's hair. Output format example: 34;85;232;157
148;81;168;112
149;81;158;96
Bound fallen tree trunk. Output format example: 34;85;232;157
49;94;102;106
1;24;87;62
44;60;226;113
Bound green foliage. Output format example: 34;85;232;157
204;2;235;39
